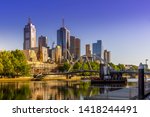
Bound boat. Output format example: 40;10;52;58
32;74;44;81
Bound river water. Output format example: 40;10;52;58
0;80;137;100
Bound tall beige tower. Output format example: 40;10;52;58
55;45;62;63
104;49;111;63
23;18;36;50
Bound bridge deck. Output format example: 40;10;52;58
85;82;150;100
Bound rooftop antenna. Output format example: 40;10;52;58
62;18;64;27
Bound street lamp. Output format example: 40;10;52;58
145;59;148;69
145;59;148;81
145;59;148;65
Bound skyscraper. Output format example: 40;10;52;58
75;38;80;59
107;51;111;63
57;27;70;59
104;49;111;63
104;50;107;62
92;40;102;58
55;45;62;63
23;18;36;50
38;35;48;62
38;35;48;48
86;44;91;57
70;36;76;56
70;36;81;60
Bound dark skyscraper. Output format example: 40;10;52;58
70;36;80;60
86;44;91;57
92;40;102;58
23;18;36;50
75;38;80;59
57;26;70;59
70;36;76;56
38;35;48;48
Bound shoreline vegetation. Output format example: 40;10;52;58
0;75;81;82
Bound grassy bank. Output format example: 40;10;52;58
0;75;81;82
0;77;32;82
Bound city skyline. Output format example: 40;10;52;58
0;0;150;65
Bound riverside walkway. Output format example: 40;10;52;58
85;82;150;100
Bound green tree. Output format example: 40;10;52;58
58;62;71;72
0;50;30;77
109;62;120;71
11;50;30;76
63;62;70;71
0;51;14;77
73;62;81;71
82;63;90;76
130;65;138;71
0;58;3;75
90;61;99;70
117;64;125;71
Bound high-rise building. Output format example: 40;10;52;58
70;36;81;60
75;38;80;59
57;26;70;59
55;45;62;63
104;49;111;63
38;35;48;62
23;18;36;50
85;44;91;57
38;46;48;62
70;36;76;56
49;48;55;62
107;51;111;63
104;50;107;62
92;40;102;58
38;35;48;48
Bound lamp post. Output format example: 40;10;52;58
145;59;148;69
145;59;148;81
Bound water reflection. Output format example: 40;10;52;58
0;80;136;100
0;83;31;100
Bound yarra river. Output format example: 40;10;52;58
0;78;140;100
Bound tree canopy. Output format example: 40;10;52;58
0;50;30;78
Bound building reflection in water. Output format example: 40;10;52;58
0;80;136;100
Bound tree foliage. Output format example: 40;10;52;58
58;62;71;72
117;64;125;71
0;50;30;77
109;62;119;71
58;61;100;76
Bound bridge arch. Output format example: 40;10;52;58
63;49;74;63
68;54;108;72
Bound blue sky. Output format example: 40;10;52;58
0;0;150;65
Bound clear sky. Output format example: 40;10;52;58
0;0;150;65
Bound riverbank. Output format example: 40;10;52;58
0;75;81;82
0;77;32;82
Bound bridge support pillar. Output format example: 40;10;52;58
138;63;144;99
100;64;105;80
66;74;69;79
